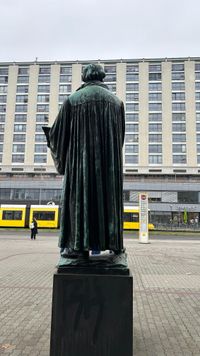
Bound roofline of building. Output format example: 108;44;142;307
0;56;200;66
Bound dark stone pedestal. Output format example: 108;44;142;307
50;271;133;356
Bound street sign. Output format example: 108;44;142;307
139;193;149;243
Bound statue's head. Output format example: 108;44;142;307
82;64;106;83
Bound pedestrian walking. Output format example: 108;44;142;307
30;217;38;240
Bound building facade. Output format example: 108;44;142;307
1;57;200;225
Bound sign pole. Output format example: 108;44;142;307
139;193;150;243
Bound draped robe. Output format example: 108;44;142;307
48;81;125;251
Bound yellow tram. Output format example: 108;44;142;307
0;204;154;230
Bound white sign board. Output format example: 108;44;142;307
139;193;149;243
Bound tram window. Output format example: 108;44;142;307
33;211;55;221
123;212;139;222
2;210;22;220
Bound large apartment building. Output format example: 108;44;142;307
1;57;200;225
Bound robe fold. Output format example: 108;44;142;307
48;81;125;251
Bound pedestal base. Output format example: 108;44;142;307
50;271;133;356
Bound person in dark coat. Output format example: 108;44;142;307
47;63;125;257
30;217;38;240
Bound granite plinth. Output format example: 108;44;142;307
50;271;133;356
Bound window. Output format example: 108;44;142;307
149;103;162;111
126;65;139;73
12;144;25;153
125;124;138;132
106;83;116;92
123;212;139;222
172;123;186;132
37;85;50;93
149;64;161;72
0;67;8;75
195;73;200;80
126;103;139;111
149;134;162;142
18;67;29;75
178;191;198;203
104;74;116;82
125;134;139;142
125;145;138;153
197;144;200;153
0;86;7;93
37;95;49;102
15;114;27;122
38;75;50;83
35;144;47;153
16;95;28;103
126;113;139;122
196;103;200;111
126;83;139;91
149;73;161;81
17;85;29;93
104;65;116;73
15;105;27;112
196;123;200;131
2;210;22;220
14;124;26;132
149;93;162;101
17;76;29;83
0;76;8;84
60;66;72;74
196;134;200;142
149;113;162;122
149;123;162;132
13;134;26;142
195;82;200;90
59;94;68;103
172;92;185;100
126;73;139;81
149;145;162;153
172;134;186;142
125;155;138;164
0;114;5;122
149;155;162;164
34;155;47;163
59;84;71;93
197;113;200;121
36;114;49;122
36;124;47;132
173;144;186;153
39;66;51;74
195;63;200;71
0;134;4;142
172;63;184;71
172;72;185;80
60;75;72;83
173;155;186;164
172;113;185;121
0;96;7;103
172;82;185;90
0;144;3;152
196;92;200;100
0;105;6;112
37;104;49;112
149;83;162;91
35;134;46;142
126;93;139;101
172;103;185;111
0;124;4;132
33;211;55;221
12;154;24;163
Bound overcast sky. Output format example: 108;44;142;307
1;0;200;62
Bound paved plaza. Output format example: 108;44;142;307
0;231;200;356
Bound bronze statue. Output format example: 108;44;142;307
45;64;125;259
